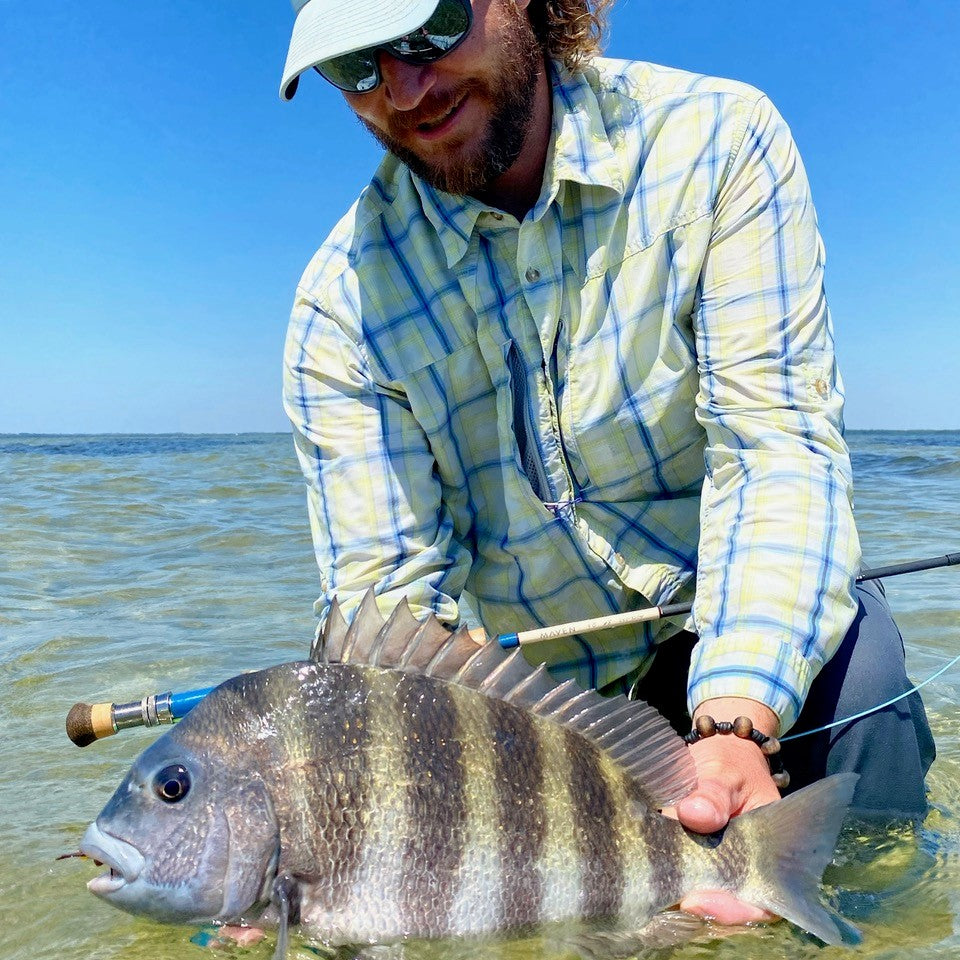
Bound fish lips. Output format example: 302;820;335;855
81;821;145;899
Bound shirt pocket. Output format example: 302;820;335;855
566;232;705;500
399;339;501;487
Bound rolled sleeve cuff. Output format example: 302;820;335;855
686;632;816;734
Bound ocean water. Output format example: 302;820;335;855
1;431;959;960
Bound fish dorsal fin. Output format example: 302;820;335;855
310;596;349;662
315;591;696;807
340;589;385;663
366;597;418;665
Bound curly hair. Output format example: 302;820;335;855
527;0;615;71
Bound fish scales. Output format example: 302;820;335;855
173;664;377;923
220;665;767;937
395;672;467;934
318;667;414;941
633;781;685;917
534;710;584;924
285;664;659;941
274;665;371;904
444;680;504;935
563;727;626;918
307;666;689;940
486;694;546;929
79;592;861;954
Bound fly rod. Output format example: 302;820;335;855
497;551;960;649
65;551;959;746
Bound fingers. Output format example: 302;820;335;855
666;700;785;927
680;890;775;925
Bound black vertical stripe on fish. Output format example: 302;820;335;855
564;729;625;918
276;665;371;912
397;674;467;935
486;697;546;928
629;776;685;909
709;828;748;892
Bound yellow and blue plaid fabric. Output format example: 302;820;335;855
284;59;861;732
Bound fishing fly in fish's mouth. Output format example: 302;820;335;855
78;823;145;897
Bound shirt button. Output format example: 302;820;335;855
525;267;541;283
814;378;830;398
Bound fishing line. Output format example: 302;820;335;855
781;650;960;742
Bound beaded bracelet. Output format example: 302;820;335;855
683;715;791;790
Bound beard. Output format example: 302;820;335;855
359;7;544;196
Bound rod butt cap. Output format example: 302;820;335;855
66;702;115;747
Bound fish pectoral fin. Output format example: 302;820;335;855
270;874;302;960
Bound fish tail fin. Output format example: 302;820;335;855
729;772;862;945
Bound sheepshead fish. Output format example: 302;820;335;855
79;592;859;957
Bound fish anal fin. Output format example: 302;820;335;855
543;911;714;959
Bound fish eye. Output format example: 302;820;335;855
153;764;191;803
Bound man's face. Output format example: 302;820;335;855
343;0;544;197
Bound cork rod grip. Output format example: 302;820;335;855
66;701;115;747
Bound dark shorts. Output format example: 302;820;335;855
632;580;936;820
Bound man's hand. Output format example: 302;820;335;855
668;697;782;925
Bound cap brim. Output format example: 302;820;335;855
280;0;441;100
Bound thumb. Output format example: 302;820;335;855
675;778;736;834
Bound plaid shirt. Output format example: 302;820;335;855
284;58;861;732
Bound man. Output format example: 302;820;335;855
279;0;934;924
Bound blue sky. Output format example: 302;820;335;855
1;1;957;433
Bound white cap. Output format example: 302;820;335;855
280;0;442;100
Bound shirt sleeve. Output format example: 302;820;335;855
686;94;862;733
282;285;473;630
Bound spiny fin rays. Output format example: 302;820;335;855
310;596;348;662
312;588;697;807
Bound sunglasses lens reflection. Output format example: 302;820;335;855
315;50;379;92
316;0;471;92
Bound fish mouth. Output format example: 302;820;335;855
80;822;145;898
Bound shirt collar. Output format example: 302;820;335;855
414;179;484;269
542;63;624;206
411;61;625;268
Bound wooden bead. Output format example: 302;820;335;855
716;721;733;734
732;716;754;738
772;770;791;790
694;715;717;738
760;737;781;756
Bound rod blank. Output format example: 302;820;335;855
497;551;960;649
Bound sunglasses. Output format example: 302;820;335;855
313;0;473;93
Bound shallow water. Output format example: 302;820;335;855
1;431;959;960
